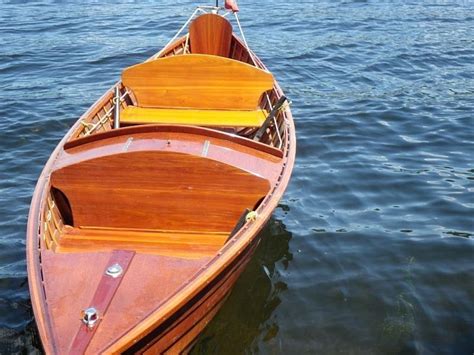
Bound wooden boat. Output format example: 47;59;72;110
27;1;295;353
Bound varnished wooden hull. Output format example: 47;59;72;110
27;10;295;354
131;233;261;354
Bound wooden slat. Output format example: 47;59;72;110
121;54;274;110
58;227;227;259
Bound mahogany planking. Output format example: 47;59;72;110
138;233;260;354
58;227;228;259
57;130;283;186
50;150;270;232
121;54;274;110
40;250;211;354
68;250;135;355
189;14;233;57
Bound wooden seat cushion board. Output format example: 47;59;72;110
50;151;270;233
121;54;274;110
189;14;232;57
58;227;227;258
120;106;268;127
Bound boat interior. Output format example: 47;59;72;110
41;13;289;260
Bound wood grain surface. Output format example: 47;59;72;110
120;106;268;127
68;250;135;355
40;250;211;354
51;151;270;232
189;14;233;57
122;54;273;110
58;226;228;259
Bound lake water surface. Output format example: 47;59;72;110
0;1;473;354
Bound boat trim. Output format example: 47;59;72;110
63;124;284;158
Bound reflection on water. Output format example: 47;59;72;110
191;216;292;354
0;276;40;354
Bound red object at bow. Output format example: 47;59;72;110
224;0;239;12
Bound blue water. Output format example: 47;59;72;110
0;1;473;354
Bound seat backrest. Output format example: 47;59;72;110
122;54;274;110
189;13;233;57
50;151;270;232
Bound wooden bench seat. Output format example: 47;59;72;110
122;54;273;111
58;226;228;259
120;106;268;127
120;54;273;127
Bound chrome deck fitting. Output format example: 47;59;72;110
82;307;99;329
105;263;123;278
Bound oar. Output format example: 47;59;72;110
253;95;288;141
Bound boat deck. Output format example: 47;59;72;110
40;249;210;354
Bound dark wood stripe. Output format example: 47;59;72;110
69;250;135;354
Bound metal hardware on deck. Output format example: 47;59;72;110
245;210;258;222
70;251;135;353
225;208;251;243
113;86;120;129
105;263;123;278
81;307;99;329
